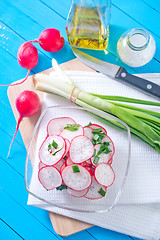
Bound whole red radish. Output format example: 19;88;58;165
39;28;65;52
17;42;38;69
7;90;41;158
0;42;38;87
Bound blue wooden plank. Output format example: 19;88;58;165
86;226;132;240
0;0;75;65
112;0;160;38
0;219;23;240
0;189;61;240
141;0;160;14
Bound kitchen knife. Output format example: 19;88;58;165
73;48;160;99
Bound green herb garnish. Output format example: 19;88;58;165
64;124;80;131
52;140;58;149
98;188;106;197
91;128;105;145
52;147;63;156
85;122;92;127
98;142;111;155
72;164;80;173
93;156;100;165
56;184;68;191
93;142;111;165
48;143;52;151
63;155;68;160
48;140;58;151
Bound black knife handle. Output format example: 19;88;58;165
116;67;160;99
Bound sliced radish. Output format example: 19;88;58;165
70;135;94;163
39;135;66;165
81;159;92;167
54;159;65;171
60;162;66;173
66;156;74;166
85;176;107;199
60;125;84;142
47;117;76;136
67;187;89;198
94;163;115;187
64;138;70;155
85;166;95;176
61;164;92;191
38;161;46;170
38;166;62;190
90;124;107;135
84;126;94;140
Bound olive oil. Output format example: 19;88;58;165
66;5;109;50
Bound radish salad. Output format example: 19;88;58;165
38;117;115;200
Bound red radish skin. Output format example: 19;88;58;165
60;162;66;173
67;187;89;198
7;91;40;158
94;163;115;187
39;161;46;170
39;28;65;52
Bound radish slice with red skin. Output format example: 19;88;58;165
90;124;107;135
60;125;84;142
81;159;92;168
91;135;115;166
66;156;74;166
47;117;76;136
70;135;94;164
39;135;66;165
94;163;115;187
85;166;94;176
85;176;107;200
84;126;94;140
60;162;66;173
54;159;65;171
38;161;46;170
61;164;92;191
64;138;70;155
67;187;89;198
38;166;62;190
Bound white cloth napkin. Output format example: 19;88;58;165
28;71;160;240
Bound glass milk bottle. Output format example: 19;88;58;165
66;0;111;50
117;28;156;67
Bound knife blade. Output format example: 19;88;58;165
73;48;160;99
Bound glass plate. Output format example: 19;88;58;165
25;105;131;213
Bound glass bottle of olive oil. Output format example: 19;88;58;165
66;0;111;50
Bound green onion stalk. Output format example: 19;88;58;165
34;59;160;153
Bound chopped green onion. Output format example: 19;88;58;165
91;129;105;145
52;147;63;156
52;140;58;149
48;143;52;151
93;156;100;165
64;124;80;131
63;155;68;160
85;122;92;127
98;188;106;197
98;142;111;155
56;184;68;191
72;164;80;173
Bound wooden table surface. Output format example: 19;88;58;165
0;0;160;239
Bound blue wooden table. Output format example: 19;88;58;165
0;0;159;239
